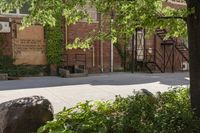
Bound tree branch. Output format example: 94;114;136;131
158;16;187;21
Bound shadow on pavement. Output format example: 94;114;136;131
0;72;189;91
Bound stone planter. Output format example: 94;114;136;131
59;68;88;78
50;64;58;76
0;73;8;80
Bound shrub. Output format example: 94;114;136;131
0;65;46;77
0;55;46;77
0;65;39;77
0;55;15;69
38;88;200;133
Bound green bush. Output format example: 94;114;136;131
0;65;45;77
0;55;15;69
45;9;63;66
0;55;46;77
38;88;200;133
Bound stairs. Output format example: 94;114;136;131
145;48;164;73
156;29;174;45
156;29;189;62
136;49;164;73
175;43;189;62
135;28;189;73
136;60;164;73
145;61;164;73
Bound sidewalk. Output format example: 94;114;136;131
0;72;189;113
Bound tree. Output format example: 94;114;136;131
1;0;200;115
186;0;200;115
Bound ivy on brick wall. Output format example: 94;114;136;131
0;34;4;55
45;10;63;65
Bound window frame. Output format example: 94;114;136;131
0;8;29;17
167;0;186;5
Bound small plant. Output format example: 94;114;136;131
38;88;200;133
0;34;4;55
0;55;15;69
0;56;46;77
45;9;63;66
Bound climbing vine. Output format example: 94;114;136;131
0;34;5;55
45;9;63;65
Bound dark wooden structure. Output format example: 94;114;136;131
132;28;189;73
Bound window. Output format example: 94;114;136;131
136;30;145;61
79;2;98;23
20;3;30;14
1;3;29;16
167;0;186;5
9;9;17;14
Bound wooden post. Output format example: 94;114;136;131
153;34;156;63
132;34;135;73
164;45;166;72
172;39;176;73
143;29;146;62
135;29;138;72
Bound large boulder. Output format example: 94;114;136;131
0;96;54;133
59;68;70;78
138;89;154;96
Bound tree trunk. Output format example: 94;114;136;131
187;0;200;115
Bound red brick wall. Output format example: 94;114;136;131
0;18;12;56
0;1;187;73
65;21;121;73
0;17;47;65
113;46;122;70
145;34;188;72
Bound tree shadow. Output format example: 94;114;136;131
0;72;189;91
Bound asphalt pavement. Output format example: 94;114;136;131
0;72;189;113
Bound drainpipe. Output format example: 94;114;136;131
101;39;104;72
110;19;114;72
65;21;67;45
131;34;135;73
92;46;95;67
63;0;67;67
64;17;67;67
99;13;104;72
9;18;15;59
110;39;114;72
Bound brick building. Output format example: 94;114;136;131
0;0;188;74
131;1;188;73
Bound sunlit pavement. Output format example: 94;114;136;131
0;72;189;113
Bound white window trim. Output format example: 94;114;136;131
167;0;186;5
0;9;28;17
80;11;99;23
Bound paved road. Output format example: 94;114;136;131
0;72;189;113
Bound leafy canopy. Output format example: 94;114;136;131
0;0;188;48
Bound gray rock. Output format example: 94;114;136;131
59;68;88;78
0;96;54;133
138;89;154;96
59;68;70;78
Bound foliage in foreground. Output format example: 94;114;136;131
0;0;187;50
38;88;200;133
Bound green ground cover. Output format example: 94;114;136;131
38;88;200;133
